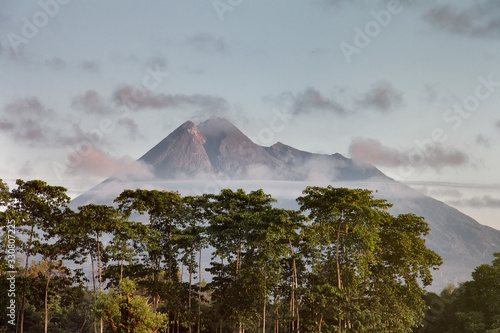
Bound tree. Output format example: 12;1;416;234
370;213;443;331
103;219;155;287
26;258;70;333
297;187;390;331
114;189;184;330
175;195;208;333
94;277;167;333
73;204;125;333
205;189;277;332
415;285;459;333
297;186;442;332
416;253;500;333
454;253;500;332
8;179;70;333
74;205;123;293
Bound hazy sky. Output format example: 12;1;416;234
1;0;500;229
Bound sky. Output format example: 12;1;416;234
1;0;500;230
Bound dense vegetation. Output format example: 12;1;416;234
415;253;500;333
1;178;469;333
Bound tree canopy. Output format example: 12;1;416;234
0;179;448;333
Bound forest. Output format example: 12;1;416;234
0;179;498;332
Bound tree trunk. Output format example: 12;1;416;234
198;244;202;333
120;257;124;284
97;235;103;292
336;217;344;333
19;225;35;333
336;218;343;290
220;257;224;332
263;269;266;333
296;299;300;333
90;252;97;333
189;257;193;333
288;239;298;333
44;266;53;333
96;235;103;333
274;291;279;333
169;223;172;280
90;252;96;292
237;242;242;333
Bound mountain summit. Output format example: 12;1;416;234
138;117;384;181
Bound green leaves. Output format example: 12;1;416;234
94;277;168;333
3;180;443;332
297;186;441;332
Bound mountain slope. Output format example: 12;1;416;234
136;117;385;181
197;118;289;177
139;120;212;177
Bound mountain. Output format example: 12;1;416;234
138;117;385;181
72;117;500;291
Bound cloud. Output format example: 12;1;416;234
45;57;67;70
317;0;423;10
423;83;439;104
272;87;346;115
404;180;500;191
356;81;403;112
71;90;108;114
424;1;500;37
316;0;363;8
496;120;500;130
186;33;228;53
267;82;403;116
0;97;55;144
475;134;492;149
118;118;142;139
348;137;469;170
67;147;137;178
0;97;99;148
429;187;463;199
113;160;155;181
79;60;100;72
19;161;34;176
112;85;229;113
145;56;168;70
349;138;404;167
449;195;500;208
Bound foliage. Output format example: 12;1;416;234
94;277;167;333
297;186;442;332
1;179;447;332
416;253;500;333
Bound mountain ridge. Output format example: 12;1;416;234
138;117;386;181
